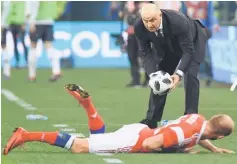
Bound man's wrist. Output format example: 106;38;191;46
175;70;184;80
211;146;219;152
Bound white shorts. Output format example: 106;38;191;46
88;123;148;153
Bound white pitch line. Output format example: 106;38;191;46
53;124;85;137
1;88;37;111
95;153;113;156
60;128;76;132
230;78;237;91
53;124;68;128
69;133;85;138
103;158;123;164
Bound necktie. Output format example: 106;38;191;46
155;29;164;44
158;29;164;38
155;29;164;38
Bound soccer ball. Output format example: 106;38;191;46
149;71;173;95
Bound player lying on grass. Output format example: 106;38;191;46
3;84;235;155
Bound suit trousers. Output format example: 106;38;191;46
146;59;201;122
203;29;213;81
127;34;140;85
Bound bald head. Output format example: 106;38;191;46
140;3;162;32
209;114;235;136
140;3;159;17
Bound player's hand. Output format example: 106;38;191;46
182;147;200;154
212;147;235;154
29;24;36;33
170;74;180;91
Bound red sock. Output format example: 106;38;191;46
67;90;105;134
22;131;59;145
22;131;76;149
80;97;97;116
80;98;105;134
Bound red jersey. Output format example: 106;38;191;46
131;114;207;152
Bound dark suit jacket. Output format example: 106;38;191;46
134;9;207;75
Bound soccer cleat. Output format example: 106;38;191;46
64;84;90;99
3;127;26;155
142;80;149;88
2;74;10;80
28;77;36;83
126;81;141;88
140;119;158;129
49;74;61;82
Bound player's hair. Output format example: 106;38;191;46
209;114;234;136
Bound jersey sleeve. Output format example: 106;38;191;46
198;114;206;121
26;1;40;23
163;127;185;148
1;1;11;27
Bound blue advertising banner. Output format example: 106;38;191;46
2;22;237;84
53;22;129;68
3;21;129;68
209;26;237;84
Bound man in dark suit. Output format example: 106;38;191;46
135;3;208;128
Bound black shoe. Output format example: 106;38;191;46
140;119;158;129
206;79;212;87
126;82;141;88
28;77;36;83
64;84;90;98
3;74;10;80
142;80;149;87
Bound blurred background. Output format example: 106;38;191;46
1;1;237;86
1;2;237;163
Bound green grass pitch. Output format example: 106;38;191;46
1;69;237;164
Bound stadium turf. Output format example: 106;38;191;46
2;69;237;164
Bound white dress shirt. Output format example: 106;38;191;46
155;17;163;37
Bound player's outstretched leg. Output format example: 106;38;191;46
3;127;89;155
65;84;105;134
